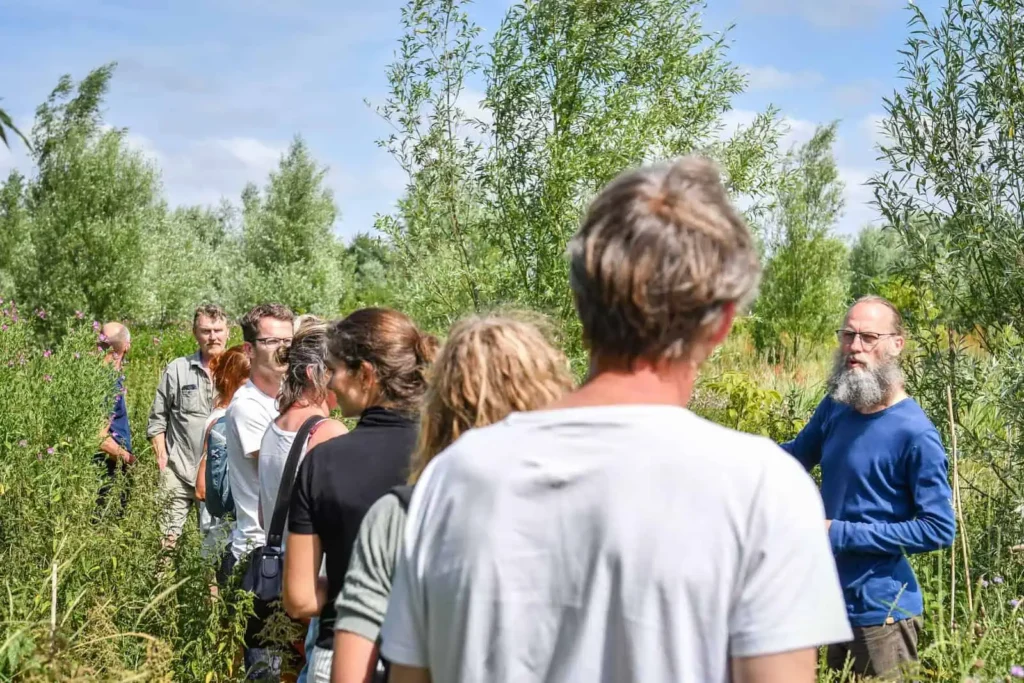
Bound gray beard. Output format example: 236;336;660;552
827;350;904;411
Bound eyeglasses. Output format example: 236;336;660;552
836;330;898;348
254;337;292;349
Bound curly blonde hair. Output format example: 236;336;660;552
408;314;575;484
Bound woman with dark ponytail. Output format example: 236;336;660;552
283;308;437;682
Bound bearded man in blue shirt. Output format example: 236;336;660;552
782;296;956;679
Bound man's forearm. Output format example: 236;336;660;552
150;433;168;469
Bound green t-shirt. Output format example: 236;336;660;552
334;492;407;642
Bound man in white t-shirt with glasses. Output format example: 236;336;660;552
223;302;294;681
380;157;853;683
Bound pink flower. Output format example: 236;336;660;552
1;324;7;332
98;333;108;343
92;321;101;332
152;336;161;345
43;374;52;382
73;353;81;360
35;309;46;320
42;349;52;358
1011;665;1024;679
46;447;55;455
75;310;85;319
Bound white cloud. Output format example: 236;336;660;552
859;113;889;149
833;79;885;108
742;65;824;91
718;109;817;150
740;0;893;28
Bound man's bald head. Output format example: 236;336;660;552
100;322;131;355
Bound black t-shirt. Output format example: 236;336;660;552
288;406;417;649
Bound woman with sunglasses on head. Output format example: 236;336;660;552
283;308;437;683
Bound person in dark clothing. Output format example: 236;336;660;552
94;322;135;516
283;308;437;683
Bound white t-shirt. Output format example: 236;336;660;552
258;421;317;545
380;405;853;683
225;380;279;560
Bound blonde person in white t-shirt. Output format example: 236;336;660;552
330;314;574;683
379;157;853;683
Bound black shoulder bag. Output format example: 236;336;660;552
241;415;325;608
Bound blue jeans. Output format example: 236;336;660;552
296;617;319;683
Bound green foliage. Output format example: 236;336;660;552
237;136;354;317
848;225;905;300
0;305;247;679
696;371;809;443
373;0;498;333
0;100;31;151
16;64;162;333
752;124;850;362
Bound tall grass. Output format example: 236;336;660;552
3;305;1024;680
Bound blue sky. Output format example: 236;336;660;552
0;0;933;241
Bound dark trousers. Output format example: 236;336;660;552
93;452;130;517
827;616;923;681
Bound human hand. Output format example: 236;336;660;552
826;520;832;531
157;451;167;472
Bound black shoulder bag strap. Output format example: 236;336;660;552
267;415;324;548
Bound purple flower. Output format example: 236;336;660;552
981;579;990;588
46;447;54;455
1;324;6;332
92;321;101;332
35;309;46;320
75;310;84;319
98;333;108;343
18;440;27;448
1011;665;1024;679
1011;599;1020;608
42;349;52;358
994;576;1005;585
43;374;52;382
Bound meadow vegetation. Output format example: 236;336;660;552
2;0;1024;680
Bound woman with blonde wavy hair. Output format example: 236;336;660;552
329;313;574;683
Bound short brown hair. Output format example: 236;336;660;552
327;308;438;415
409;313;574;484
239;303;295;344
193;304;228;329
568;156;760;363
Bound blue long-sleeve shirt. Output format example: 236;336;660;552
782;395;956;627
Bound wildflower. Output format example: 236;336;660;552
75;310;84;319
73;353;80;360
35;309;46;320
42;349;52;358
981;579;990;588
994;576;1005;584
18;440;27;448
46;447;54;455
98;333;108;342
1012;599;1021;608
1;324;6;332
92;321;101;332
1011;665;1024;679
152;336;161;345
43;374;52;382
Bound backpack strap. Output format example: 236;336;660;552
267;415;324;547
